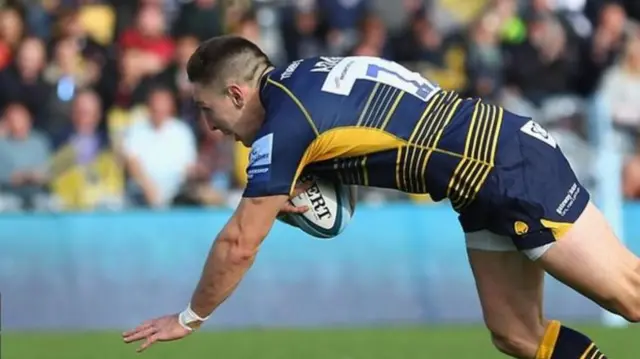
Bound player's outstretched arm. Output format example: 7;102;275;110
189;195;289;316
122;195;289;352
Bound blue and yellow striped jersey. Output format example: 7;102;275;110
244;56;505;211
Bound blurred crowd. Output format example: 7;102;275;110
0;0;639;212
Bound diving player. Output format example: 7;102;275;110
123;36;640;359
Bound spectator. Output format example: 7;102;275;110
53;89;107;162
0;103;51;211
319;0;370;55
0;37;51;128
43;37;100;136
157;35;200;129
233;11;261;46
577;2;628;96
391;13;467;91
282;4;328;61
539;96;594;191
319;0;370;32
392;13;445;64
122;87;196;208
173;0;223;41
493;0;527;44
75;0;117;46
224;0;254;33
119;4;175;76
25;0;59;42
599;30;640;156
53;9;108;72
373;0;424;34
465;11;503;100
351;14;391;58
103;49;155;112
175;120;230;207
49;89;125;211
502;13;580;105
599;28;640;200
0;7;25;70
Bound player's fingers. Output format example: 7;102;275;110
282;203;308;214
123;326;156;343
122;321;153;337
291;205;309;213
137;334;159;353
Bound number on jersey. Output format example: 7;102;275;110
317;57;439;102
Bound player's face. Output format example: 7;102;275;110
193;83;241;139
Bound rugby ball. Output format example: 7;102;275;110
280;177;356;239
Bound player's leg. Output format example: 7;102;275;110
538;201;640;323
466;236;546;358
467;231;612;359
508;115;640;320
623;156;640;198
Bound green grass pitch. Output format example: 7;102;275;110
4;325;639;358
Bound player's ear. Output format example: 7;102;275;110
228;85;245;109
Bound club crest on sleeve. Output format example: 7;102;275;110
520;120;556;148
247;133;274;182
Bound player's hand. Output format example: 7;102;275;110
280;180;312;214
122;314;191;352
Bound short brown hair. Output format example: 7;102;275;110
186;35;272;90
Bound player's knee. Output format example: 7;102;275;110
490;331;538;358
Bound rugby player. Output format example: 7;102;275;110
123;36;640;358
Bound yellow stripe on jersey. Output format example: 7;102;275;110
361;156;369;186
290;127;405;194
332;155;370;185
462;104;503;207
361;86;399;129
401;91;449;192
447;101;503;210
404;92;450;192
588;349;601;359
450;104;491;208
356;83;381;126
360;85;392;127
417;96;463;192
446;103;479;203
466;106;503;205
267;78;319;136
395;146;404;189
378;91;404;130
579;343;595;359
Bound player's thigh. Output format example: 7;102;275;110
538;201;640;320
466;232;547;351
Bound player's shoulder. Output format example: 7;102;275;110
266;56;340;83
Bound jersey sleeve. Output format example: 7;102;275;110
242;82;317;198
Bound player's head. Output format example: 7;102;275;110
187;35;272;144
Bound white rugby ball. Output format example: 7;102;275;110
280;177;356;239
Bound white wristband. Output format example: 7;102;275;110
178;304;209;331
